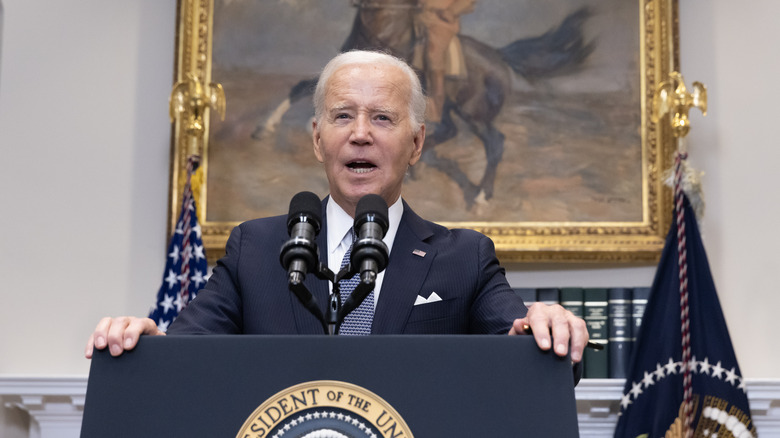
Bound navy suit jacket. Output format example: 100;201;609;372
168;201;527;335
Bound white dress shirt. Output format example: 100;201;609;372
325;196;403;308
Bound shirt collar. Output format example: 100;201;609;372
326;198;355;256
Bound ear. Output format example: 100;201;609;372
312;119;325;163
408;124;425;166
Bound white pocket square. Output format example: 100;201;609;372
414;292;442;305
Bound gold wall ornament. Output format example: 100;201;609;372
653;71;707;138
653;71;708;219
169;72;226;147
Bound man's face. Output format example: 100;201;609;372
312;63;425;217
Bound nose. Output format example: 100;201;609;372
349;114;372;146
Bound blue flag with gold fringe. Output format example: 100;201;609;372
613;194;755;437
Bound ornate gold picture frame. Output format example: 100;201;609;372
170;0;679;264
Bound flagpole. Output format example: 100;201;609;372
653;71;707;438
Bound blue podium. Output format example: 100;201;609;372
81;335;579;437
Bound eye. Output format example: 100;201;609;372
335;113;350;119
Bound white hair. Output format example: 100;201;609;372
313;50;426;133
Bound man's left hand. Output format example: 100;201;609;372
508;303;589;363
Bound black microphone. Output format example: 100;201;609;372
279;191;322;284
350;194;390;284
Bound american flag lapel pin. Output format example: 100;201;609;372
412;249;426;258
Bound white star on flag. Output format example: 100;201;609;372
687;355;699;373
642;371;655;388
165;270;178;290
156;319;170;332
191;270;205;288
711;361;725;379
168;245;180;264
630;381;643;399
193;244;205;261
653;362;666;380
620;393;632;409
664;358;678;375
159;294;175;314
699;357;712;375
725;367;738;385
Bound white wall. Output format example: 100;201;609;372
0;0;175;375
681;0;780;379
0;0;777;388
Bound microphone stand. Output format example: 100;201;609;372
326;258;379;335
286;258;377;336
335;266;376;327
286;262;336;335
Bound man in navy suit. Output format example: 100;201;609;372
86;51;588;362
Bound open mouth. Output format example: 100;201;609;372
346;161;376;174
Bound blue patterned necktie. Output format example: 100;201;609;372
338;231;374;335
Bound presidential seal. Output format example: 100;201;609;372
236;380;413;438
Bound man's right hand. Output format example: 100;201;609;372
85;316;164;359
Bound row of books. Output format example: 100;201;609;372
513;287;651;379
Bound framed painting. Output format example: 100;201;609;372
169;0;679;263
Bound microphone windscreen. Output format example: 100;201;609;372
287;191;322;234
354;194;389;234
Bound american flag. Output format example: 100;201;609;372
148;157;208;332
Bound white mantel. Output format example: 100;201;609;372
1;377;85;438
1;377;778;437
574;379;780;437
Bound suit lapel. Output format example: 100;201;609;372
373;203;436;334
